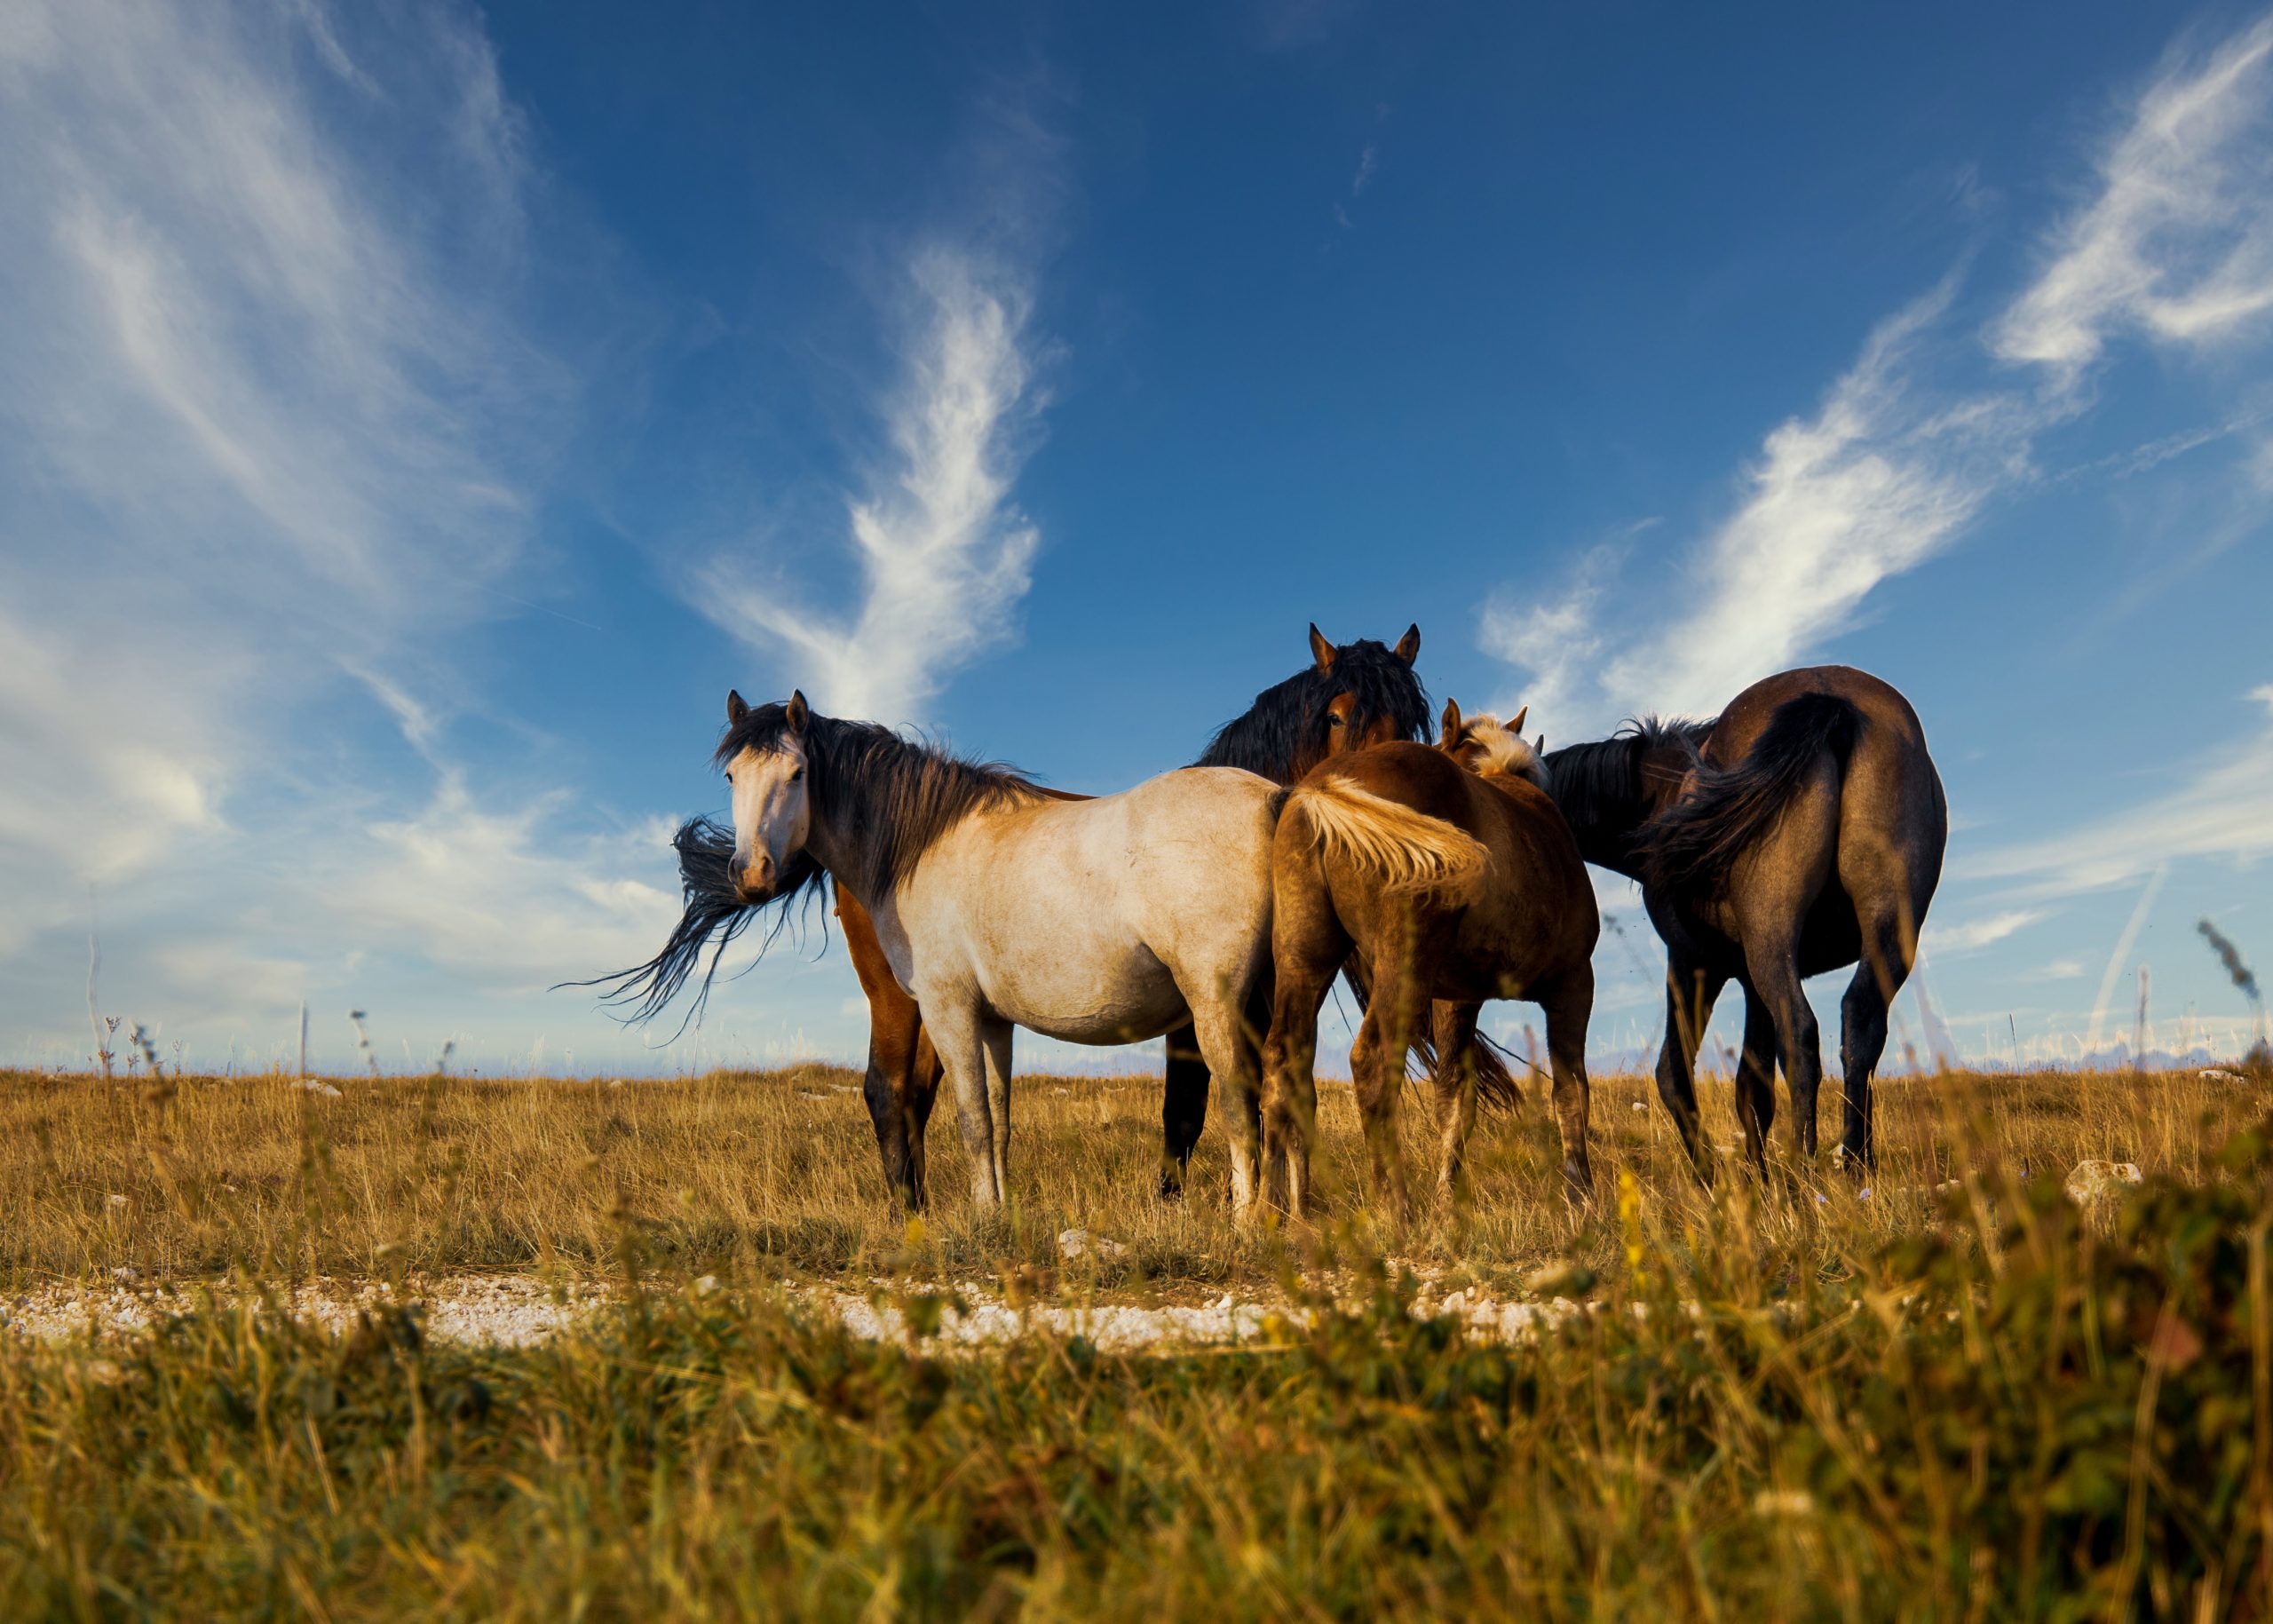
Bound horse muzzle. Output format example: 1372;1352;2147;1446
734;854;778;903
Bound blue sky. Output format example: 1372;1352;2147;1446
4;1;2273;1076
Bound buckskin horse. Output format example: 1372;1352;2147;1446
1540;665;1945;1174
1262;701;1598;1217
703;690;1288;1216
596;625;1518;1205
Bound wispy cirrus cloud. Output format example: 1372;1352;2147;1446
1925;907;2052;955
1485;10;2273;739
1993;16;2273;380
1964;687;2273;893
0;1;672;1063
698;247;1048;725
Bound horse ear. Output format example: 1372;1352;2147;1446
727;689;749;725
786;690;810;733
1535;733;1547;757
1509;705;1527;735
1308;623;1336;674
1440;696;1462;743
1394;623;1421;665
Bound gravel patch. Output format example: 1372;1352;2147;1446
2;1272;1571;1353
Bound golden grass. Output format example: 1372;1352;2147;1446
2;1060;2258;1297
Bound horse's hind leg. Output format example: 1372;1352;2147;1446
1655;953;1724;1181
1184;984;1266;1220
1351;945;1429;1223
923;997;1008;1211
1734;985;1778;1174
1541;969;1596;1206
1430;1001;1482;1205
1158;1022;1208;1200
1262;960;1336;1220
1745;937;1823;1159
1838;908;1913;1168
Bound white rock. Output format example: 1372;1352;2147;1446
109;1266;139;1284
1057;1228;1129;1263
105;1194;128;1208
297;1080;343;1098
2065;1160;2143;1204
1629;1100;1649;1113
2201;1068;2245;1083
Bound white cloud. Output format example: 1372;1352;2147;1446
0;1;655;1061
700;248;1045;724
1601;281;2026;720
1485;11;2273;733
1993;17;2273;380
1925;907;2050;955
328;776;679;990
1964;690;2273;892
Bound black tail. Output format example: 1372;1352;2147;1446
561;816;820;1036
1637;693;1861;897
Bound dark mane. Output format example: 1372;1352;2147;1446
582;703;1043;1029
1194;638;1432;780
717;702;1045;907
566;815;820;1034
1543;716;1714;833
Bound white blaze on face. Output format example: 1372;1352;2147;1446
725;741;811;897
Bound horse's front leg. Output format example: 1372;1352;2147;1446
922;997;1007;1212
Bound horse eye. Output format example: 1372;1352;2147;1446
1328;713;1345;726
789;766;804;780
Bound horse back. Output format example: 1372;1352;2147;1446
1306;742;1597;951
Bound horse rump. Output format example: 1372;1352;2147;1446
1285;777;1489;900
1637;692;1861;897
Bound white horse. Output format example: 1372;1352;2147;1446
717;689;1282;1213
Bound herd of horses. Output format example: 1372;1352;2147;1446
597;625;1947;1219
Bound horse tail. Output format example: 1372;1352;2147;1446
1286;777;1490;901
1638;693;1861;896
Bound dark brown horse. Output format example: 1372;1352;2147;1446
596;624;1520;1206
1541;665;1946;1173
1262;701;1599;1216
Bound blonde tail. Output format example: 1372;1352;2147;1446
1287;777;1489;901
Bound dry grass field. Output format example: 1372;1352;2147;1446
0;1061;2259;1293
4;1060;2271;1618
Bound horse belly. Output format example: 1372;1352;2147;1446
981;940;1187;1046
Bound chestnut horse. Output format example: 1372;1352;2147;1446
1540;665;1945;1173
594;625;1523;1206
1261;701;1598;1217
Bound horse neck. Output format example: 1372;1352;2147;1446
1548;738;1687;878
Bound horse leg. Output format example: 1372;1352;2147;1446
839;883;934;1208
1351;946;1427;1223
1261;961;1336;1220
1838;908;1913;1168
1745;938;1823;1160
921;997;1004;1211
980;1016;1016;1204
1655;954;1724;1181
1734;984;1778;1175
1158;1022;1208;1200
906;1026;943;1205
1430;1001;1483;1206
1186;994;1265;1221
1541;968;1596;1206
